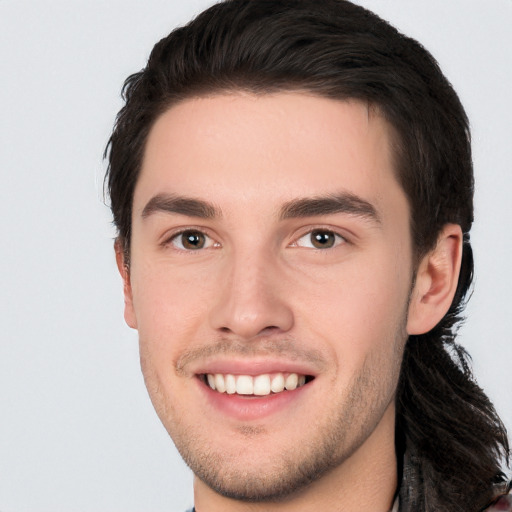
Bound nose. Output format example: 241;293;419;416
209;249;294;340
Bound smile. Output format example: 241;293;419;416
202;372;310;396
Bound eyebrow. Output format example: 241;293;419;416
279;193;381;224
141;192;380;224
141;193;220;219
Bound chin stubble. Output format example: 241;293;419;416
176;344;404;502
142;311;408;503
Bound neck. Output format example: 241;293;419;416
193;404;398;512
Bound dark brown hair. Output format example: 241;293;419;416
105;1;509;510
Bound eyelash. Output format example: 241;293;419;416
162;227;348;252
291;229;347;250
164;229;218;251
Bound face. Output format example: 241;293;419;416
123;93;416;501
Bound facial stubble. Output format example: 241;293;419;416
139;314;408;504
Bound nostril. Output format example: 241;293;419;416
217;324;282;338
260;326;280;335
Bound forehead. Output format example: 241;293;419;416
135;92;406;222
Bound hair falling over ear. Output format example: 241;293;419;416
397;240;509;511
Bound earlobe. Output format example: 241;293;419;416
115;239;138;330
407;224;463;335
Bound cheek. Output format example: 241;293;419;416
298;253;411;361
130;262;215;360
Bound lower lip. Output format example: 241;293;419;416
197;378;311;421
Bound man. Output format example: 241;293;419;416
105;1;511;510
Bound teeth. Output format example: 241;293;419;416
205;372;308;396
214;373;226;393
236;375;253;395
271;373;285;393
285;373;298;391
253;375;271;396
225;374;236;394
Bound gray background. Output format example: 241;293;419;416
0;1;510;510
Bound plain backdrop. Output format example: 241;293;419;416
0;1;511;511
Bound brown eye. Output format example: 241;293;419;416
294;229;345;249
172;230;208;250
310;230;336;248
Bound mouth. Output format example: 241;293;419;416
199;372;314;397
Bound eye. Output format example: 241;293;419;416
169;230;216;251
294;229;345;249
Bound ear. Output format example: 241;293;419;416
115;239;138;329
407;224;463;335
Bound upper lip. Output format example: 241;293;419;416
189;357;321;377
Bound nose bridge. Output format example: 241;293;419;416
209;243;294;339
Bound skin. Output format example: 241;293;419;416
117;92;462;512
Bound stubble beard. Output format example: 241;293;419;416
144;331;406;503
185;370;397;502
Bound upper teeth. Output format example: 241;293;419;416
206;373;307;396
